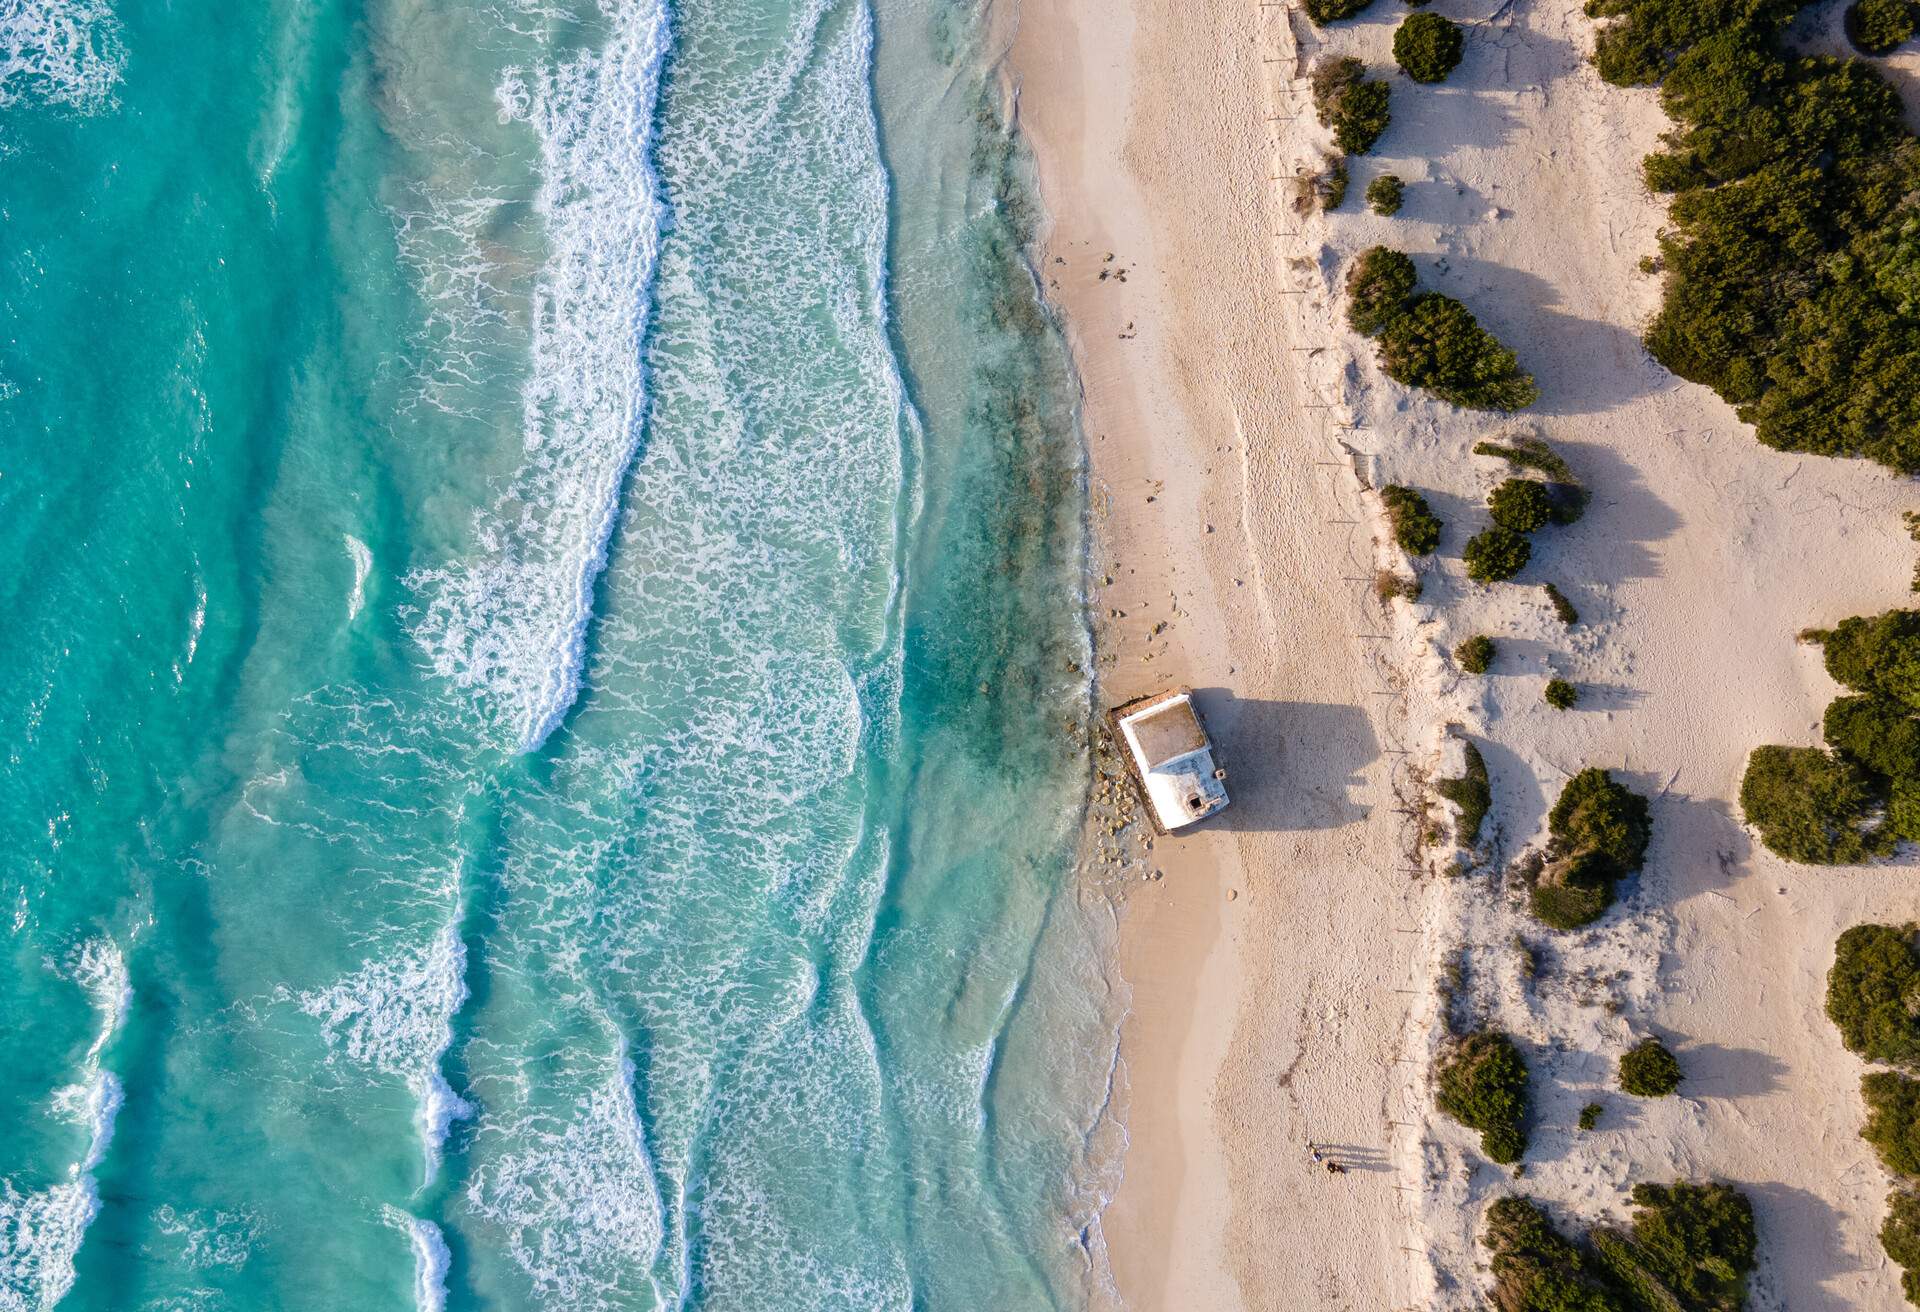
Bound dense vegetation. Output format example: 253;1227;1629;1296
1367;173;1406;215
1828;923;1920;1066
1883;1188;1920;1305
1546;678;1580;710
1457;633;1496;674
1437;739;1493;846
1530;769;1652;929
1543;583;1580;626
1491;478;1556;534
1476;437;1590;524
1740;609;1920;862
1438;1029;1531;1163
1382;484;1443;554
1619;1037;1683;1096
1346;246;1538;409
1311;57;1392;154
1395;12;1465;82
1584;0;1920;472
1864;1071;1920;1175
1483;1186;1757;1312
1305;0;1377;24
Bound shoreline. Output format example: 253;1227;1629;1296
1007;1;1424;1304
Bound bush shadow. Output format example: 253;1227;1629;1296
1190;687;1379;833
1678;1043;1788;1100
1542;437;1683;586
1424;257;1667;417
1746;1182;1864;1311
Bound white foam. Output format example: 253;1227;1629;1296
297;923;472;1181
345;535;373;621
407;0;670;752
0;0;123;112
381;1210;451;1312
464;1056;665;1306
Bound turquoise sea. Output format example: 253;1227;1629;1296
0;2;1124;1308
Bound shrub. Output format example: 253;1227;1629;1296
1379;293;1540;410
1739;744;1881;864
1382;484;1443;554
1529;851;1617;930
1436;739;1492;847
1849;0;1917;55
1317;156;1350;211
1619;1038;1682;1097
1311;58;1393;154
1475;435;1575;483
1882;1188;1920;1307
1545;678;1579;710
1482;1197;1630;1311
1367;173;1405;215
1376;569;1421;603
1616;1181;1757;1312
1305;0;1377;24
1457;634;1495;674
1822;610;1920;711
1550;768;1652;876
1437;1030;1531;1163
1865;1071;1920;1176
1347;246;1418;336
1465;526;1532;583
1827;924;1920;1066
1824;695;1920;781
1543;583;1580;625
1579;1102;1604;1131
1490;478;1555;533
1395;12;1465;82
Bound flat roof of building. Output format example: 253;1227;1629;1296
1123;696;1209;769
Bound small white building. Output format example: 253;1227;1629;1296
1110;689;1229;832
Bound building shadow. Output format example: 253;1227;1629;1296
1189;687;1379;833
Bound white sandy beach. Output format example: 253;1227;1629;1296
1009;0;1920;1305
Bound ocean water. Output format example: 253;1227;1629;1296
0;1;1124;1309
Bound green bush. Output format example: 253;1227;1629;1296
1482;1197;1632;1312
1438;1030;1531;1163
1475;435;1575;483
1550;768;1652;876
1380;293;1540;410
1543;583;1580;626
1824;695;1920;781
1491;478;1555;533
1457;634;1495;674
1395;12;1465;82
1382;484;1443;554
1881;1188;1920;1307
1367;173;1405;215
1620;1038;1683;1097
1827;924;1920;1066
1822;610;1920;711
1305;0;1378;24
1545;678;1579;710
1850;0;1917;55
1739;744;1881;864
1311;58;1392;154
1584;0;1920;472
1864;1071;1920;1176
1617;1181;1757;1312
1530;851;1617;930
1436;739;1492;846
1317;156;1350;211
1580;1102;1604;1130
1465;526;1532;583
1347;246;1418;336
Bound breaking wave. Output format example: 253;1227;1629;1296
407;0;670;753
0;0;124;113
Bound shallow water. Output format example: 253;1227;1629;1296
0;1;1121;1308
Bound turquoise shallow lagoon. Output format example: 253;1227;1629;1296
0;1;1121;1308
